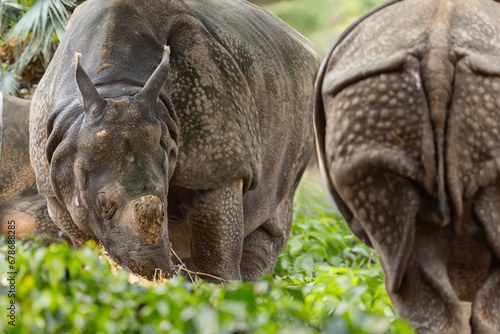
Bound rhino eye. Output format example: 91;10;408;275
97;192;116;219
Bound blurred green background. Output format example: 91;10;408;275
258;0;385;55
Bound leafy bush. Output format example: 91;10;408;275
0;172;416;333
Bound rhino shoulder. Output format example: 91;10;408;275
167;5;262;192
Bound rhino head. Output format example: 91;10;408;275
46;47;179;279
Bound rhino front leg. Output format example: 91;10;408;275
189;179;244;282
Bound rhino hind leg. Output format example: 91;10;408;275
240;192;294;282
471;269;500;334
388;223;472;334
471;187;500;333
390;252;470;334
331;168;471;332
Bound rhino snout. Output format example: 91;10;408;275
133;195;165;243
108;239;174;280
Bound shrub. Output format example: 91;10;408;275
0;172;415;334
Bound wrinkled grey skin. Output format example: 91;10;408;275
30;0;319;282
315;0;500;333
0;93;63;241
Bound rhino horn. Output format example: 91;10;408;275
133;195;165;244
136;45;171;110
75;53;106;120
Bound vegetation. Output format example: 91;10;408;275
0;0;84;95
0;172;416;333
261;0;386;54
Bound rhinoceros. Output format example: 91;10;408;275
0;93;63;241
315;0;500;332
30;0;319;282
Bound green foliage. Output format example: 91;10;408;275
4;0;75;71
0;1;26;33
331;0;387;36
264;0;332;38
0;65;20;94
0;173;416;334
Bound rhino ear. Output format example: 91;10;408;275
75;53;106;120
136;45;171;110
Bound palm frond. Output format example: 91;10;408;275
1;1;27;34
0;66;20;95
4;0;78;72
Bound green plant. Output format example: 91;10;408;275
1;1;26;33
0;65;20;94
0;172;416;334
261;0;386;54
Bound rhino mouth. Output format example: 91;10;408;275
240;250;267;272
104;238;174;280
131;260;170;281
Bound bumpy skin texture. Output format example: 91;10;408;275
30;0;319;281
315;0;500;333
0;93;63;241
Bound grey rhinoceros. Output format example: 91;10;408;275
0;93;62;241
315;0;500;333
30;0;319;282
